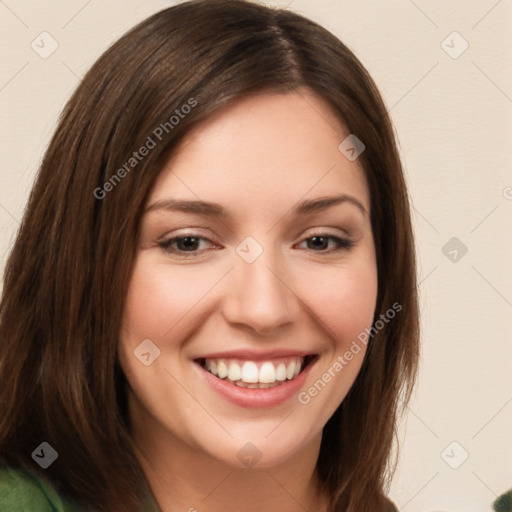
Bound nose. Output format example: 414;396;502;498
221;244;299;335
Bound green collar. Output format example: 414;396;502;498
141;484;161;512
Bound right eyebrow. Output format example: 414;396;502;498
144;199;228;218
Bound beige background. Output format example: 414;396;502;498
1;0;511;510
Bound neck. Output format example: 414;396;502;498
130;397;331;512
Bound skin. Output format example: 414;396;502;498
118;90;378;512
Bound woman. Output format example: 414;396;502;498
0;1;419;510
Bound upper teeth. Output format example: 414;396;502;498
204;357;304;384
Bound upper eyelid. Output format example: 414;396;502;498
160;229;352;242
144;206;368;237
158;223;355;240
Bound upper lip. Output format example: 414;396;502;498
193;349;316;361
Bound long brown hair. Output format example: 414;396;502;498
0;1;419;510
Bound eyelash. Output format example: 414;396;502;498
157;233;354;257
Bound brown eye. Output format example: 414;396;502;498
158;235;214;256
299;234;354;253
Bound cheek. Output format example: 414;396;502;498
334;269;377;343
294;260;377;420
121;258;220;342
122;249;378;351
299;260;378;350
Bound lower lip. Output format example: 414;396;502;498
194;359;316;409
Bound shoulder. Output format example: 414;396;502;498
493;487;512;511
385;496;399;512
0;466;83;512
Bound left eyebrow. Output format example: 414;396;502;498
144;194;368;219
295;194;368;217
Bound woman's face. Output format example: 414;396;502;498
119;91;378;469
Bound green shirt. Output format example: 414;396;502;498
0;466;161;511
3;465;509;512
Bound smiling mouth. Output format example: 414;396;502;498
195;354;318;389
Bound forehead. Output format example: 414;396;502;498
148;91;370;218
